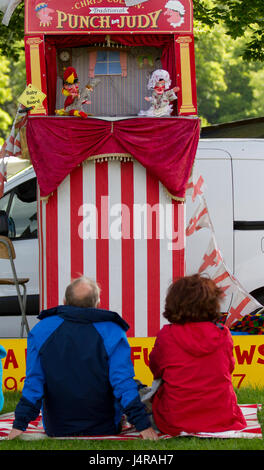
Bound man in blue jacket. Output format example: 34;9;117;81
8;276;157;440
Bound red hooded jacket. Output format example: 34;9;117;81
149;322;247;435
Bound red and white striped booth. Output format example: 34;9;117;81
38;157;185;338
26;113;200;338
23;0;200;340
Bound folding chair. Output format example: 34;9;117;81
0;235;30;337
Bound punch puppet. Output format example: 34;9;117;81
55;66;93;119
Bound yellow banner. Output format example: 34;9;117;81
1;336;264;392
1;339;27;393
130;336;264;389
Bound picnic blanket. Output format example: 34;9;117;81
0;405;262;440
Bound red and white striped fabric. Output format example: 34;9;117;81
0;105;28;159
38;158;185;338
0;405;262;440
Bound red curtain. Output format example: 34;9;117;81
26;116;200;199
44;34;176;115
45;42;57;115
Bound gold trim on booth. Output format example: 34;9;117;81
165;187;185;202
26;37;46;115
84;153;133;162
176;36;196;114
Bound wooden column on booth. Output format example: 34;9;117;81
24;35;48;115
175;34;197;116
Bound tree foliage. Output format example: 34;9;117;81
194;24;264;125
193;0;264;61
0;1;264;61
0;2;24;61
0;44;26;144
0;55;12;145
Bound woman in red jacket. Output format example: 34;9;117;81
149;274;247;436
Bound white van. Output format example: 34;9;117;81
186;138;264;306
1;138;264;335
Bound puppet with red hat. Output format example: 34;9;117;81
55;66;93;119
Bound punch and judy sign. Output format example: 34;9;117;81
25;0;193;34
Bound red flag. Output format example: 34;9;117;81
225;290;263;328
186;198;211;236
185;169;205;202
211;263;235;297
198;236;222;274
1;104;29;159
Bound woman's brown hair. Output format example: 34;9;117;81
163;274;223;324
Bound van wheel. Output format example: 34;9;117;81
250;287;264;307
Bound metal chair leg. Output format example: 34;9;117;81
9;255;30;337
13;282;30;338
19;284;30;338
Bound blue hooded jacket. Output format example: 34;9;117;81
13;305;150;437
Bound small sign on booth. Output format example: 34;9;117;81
18;84;46;110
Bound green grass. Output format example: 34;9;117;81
0;388;264;451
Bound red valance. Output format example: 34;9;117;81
26;116;200;199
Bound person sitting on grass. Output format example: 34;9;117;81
149;273;247;436
8;276;158;440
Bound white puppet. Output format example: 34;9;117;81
139;69;180;117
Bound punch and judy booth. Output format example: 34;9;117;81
14;0;200;384
2;0;264;391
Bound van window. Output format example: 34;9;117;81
3;178;37;240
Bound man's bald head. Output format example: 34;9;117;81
64;277;101;308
